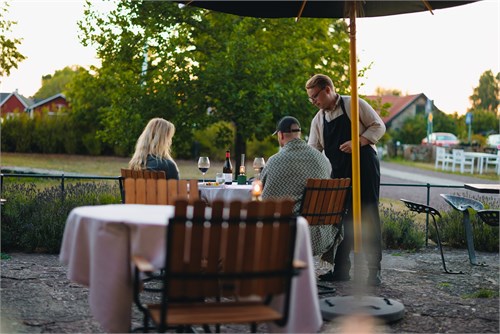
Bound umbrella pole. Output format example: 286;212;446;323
319;3;405;324
349;1;363;289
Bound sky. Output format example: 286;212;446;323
1;0;499;116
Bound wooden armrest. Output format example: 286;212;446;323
132;255;155;273
293;259;307;270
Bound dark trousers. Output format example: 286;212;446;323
334;150;382;272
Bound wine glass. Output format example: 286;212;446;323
197;157;210;184
253;157;266;179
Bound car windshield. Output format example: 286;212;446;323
436;134;456;140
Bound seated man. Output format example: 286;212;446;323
261;116;342;264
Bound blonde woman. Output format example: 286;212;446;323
129;118;180;179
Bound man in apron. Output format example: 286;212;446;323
305;74;386;286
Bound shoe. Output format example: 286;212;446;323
318;270;351;282
367;270;382;286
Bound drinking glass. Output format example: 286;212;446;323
197;157;210;184
253;157;266;179
215;173;225;185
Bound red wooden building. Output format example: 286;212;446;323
0;91;32;118
28;93;69;116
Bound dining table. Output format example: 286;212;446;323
464;183;500;194
198;182;253;204
463;151;498;174
59;203;322;333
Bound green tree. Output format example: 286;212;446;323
432;110;457;135
374;87;402;96
188;12;351;167
0;1;26;77
77;1;199;156
469;70;499;114
469;109;499;136
76;0;354;164
33;66;83;100
393;113;427;145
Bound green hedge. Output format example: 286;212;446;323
429;194;499;252
381;203;426;251
1;182;121;253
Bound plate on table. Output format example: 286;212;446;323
199;182;224;188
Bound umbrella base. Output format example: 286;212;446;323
320;295;405;323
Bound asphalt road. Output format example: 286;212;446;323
379;160;499;210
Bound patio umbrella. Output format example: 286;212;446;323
178;0;479;322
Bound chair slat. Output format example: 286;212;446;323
124;178;136;204
188;180;200;203
166;179;178;205
135;178;147;204
157;179;168;204
146;176;158;204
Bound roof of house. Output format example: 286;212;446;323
0;91;34;109
365;93;426;124
28;93;66;109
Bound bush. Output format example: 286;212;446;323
430;193;499;252
1;182;121;253
381;203;425;251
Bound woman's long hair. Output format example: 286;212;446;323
129;118;178;171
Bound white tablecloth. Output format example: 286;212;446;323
59;204;321;333
199;182;253;203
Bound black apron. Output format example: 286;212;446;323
322;96;382;271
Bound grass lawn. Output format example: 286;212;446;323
1;152;255;180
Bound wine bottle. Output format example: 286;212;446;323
223;150;233;185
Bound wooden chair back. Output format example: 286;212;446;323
299;178;351;226
148;198;302;331
120;168;199;205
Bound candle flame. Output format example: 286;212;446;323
252;180;262;196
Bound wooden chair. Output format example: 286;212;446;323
133;198;305;333
120;168;199;205
484;151;500;175
451;149;474;174
298;178;351;294
299;178;351;226
435;147;453;171
121;168;199;331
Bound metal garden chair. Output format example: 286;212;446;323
440;194;485;266
400;199;462;274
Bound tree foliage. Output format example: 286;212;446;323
469;70;499;114
33;66;83;100
0;1;26;77
73;0;354;161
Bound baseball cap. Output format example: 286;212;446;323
272;116;301;135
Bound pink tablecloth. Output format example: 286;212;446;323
59;204;321;333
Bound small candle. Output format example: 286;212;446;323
251;179;262;200
239;165;246;175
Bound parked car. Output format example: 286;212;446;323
485;134;500;153
421;132;460;147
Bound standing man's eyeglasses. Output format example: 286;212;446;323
308;87;325;104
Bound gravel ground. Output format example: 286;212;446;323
1;248;498;333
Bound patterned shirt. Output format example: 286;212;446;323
261;138;341;260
